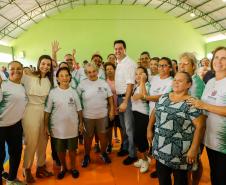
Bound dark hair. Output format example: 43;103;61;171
160;57;174;77
114;40;126;49
59;62;69;69
83;60;89;65
56;67;72;85
140;51;151;59
136;66;148;82
34;55;54;87
176;71;193;85
8;60;23;68
104;62;116;71
91;54;103;61
151;57;160;62
107;53;116;60
64;53;72;58
171;59;178;64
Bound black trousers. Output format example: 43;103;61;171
50;137;61;165
133;111;149;153
206;147;226;185
156;160;188;185
0;121;23;183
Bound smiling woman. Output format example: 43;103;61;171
21;55;54;183
0;61;27;185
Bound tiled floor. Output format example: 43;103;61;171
4;139;211;185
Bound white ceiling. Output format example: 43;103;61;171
0;0;226;44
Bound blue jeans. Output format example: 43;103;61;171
117;97;136;158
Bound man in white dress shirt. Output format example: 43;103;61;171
114;40;137;165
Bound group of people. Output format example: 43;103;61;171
0;40;225;185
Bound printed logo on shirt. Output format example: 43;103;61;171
207;90;217;101
68;97;75;105
154;87;161;94
97;87;104;93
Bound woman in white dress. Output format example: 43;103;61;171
22;55;54;183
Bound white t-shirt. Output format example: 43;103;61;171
0;80;27;126
201;77;226;154
115;56;136;94
45;87;82;139
149;75;173;115
132;82;151;115
147;68;152;81
77;79;113;119
0;71;7;80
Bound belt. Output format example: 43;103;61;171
117;94;125;97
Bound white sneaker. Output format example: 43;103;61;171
6;179;26;185
133;159;143;168
140;160;149;173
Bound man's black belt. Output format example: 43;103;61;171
117;94;125;97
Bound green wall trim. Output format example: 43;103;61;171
11;5;205;66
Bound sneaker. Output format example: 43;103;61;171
6;179;26;185
2;171;9;180
150;170;158;178
106;144;112;153
81;155;90;168
123;156;138;165
117;149;129;157
94;143;101;153
101;152;111;164
57;170;67;180
134;159;143;168
140;160;149;173
71;169;79;178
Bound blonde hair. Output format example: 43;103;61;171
180;52;197;69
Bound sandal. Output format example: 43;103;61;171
23;169;36;183
36;166;53;178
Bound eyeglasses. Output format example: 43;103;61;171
158;64;169;68
179;62;190;66
65;59;73;62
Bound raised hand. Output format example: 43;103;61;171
51;40;61;54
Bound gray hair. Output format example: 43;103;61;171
84;62;99;74
179;52;197;66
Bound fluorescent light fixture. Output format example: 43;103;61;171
0;40;10;46
42;13;46;17
206;33;226;43
222;0;226;2
0;53;13;63
207;53;213;60
190;12;196;17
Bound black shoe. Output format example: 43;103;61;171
117;149;129;157
150;170;158;178
101;152;111;164
82;155;90;168
106;144;112;153
71;169;79;178
57;170;67;180
94;143;101;153
2;171;9;180
123;156;138;165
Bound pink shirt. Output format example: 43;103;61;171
107;79;118;115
